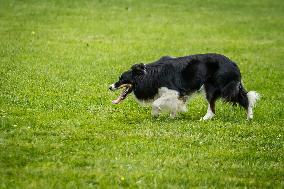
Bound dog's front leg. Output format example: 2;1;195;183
151;105;161;117
151;100;161;117
170;109;177;119
152;96;179;118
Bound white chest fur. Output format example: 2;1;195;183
135;87;188;118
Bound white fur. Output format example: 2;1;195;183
199;85;214;121
247;91;260;119
109;84;116;90
198;84;204;92
200;103;215;121
151;87;187;118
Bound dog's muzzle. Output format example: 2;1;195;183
109;84;117;91
109;84;133;104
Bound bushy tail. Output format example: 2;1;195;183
246;90;260;119
247;91;260;108
222;81;260;108
221;81;260;119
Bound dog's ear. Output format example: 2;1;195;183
131;63;146;75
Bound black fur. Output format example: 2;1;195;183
112;53;249;111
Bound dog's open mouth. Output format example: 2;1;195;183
112;84;133;104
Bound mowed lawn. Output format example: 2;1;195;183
0;0;283;188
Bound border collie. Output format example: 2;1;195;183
109;53;260;120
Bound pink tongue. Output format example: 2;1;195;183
112;97;122;104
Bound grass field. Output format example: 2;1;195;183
0;0;284;188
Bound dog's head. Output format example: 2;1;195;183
109;63;146;104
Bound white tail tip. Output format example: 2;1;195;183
247;91;260;108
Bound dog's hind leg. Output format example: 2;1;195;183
201;84;219;121
200;103;215;120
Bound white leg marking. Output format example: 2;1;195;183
177;96;189;113
201;103;215;121
178;103;188;113
152;102;161;117
170;110;177;119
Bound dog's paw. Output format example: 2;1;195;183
169;111;177;119
151;112;160;117
200;114;215;121
151;110;160;117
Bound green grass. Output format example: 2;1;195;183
0;0;283;188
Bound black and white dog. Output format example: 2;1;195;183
109;53;260;120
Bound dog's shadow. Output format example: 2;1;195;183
115;111;202;125
113;100;256;125
115;110;253;126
